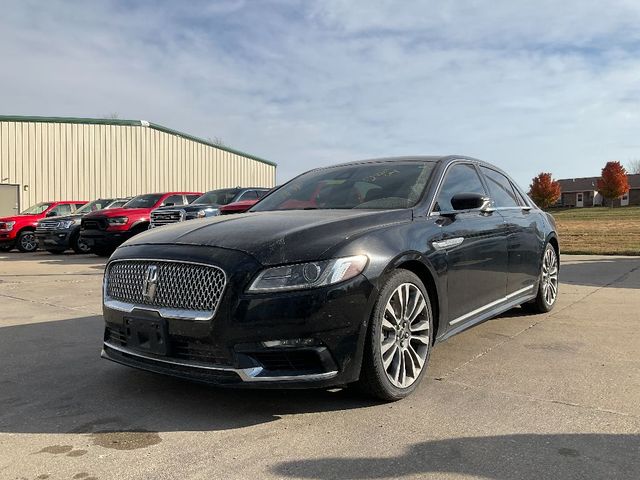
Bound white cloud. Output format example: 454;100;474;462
1;0;639;186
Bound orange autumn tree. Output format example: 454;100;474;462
528;172;561;209
598;161;630;207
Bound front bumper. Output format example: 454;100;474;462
35;229;72;249
81;229;132;250
101;244;377;388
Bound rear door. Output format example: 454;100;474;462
479;166;540;295
431;163;508;326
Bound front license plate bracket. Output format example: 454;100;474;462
124;317;170;356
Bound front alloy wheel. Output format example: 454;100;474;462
358;270;433;401
17;231;38;252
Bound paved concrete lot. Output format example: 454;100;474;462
0;252;639;480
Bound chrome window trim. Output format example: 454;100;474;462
102;342;338;383
449;284;535;326
103;258;227;321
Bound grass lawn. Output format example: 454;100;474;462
549;206;640;255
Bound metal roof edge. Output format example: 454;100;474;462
0;115;276;167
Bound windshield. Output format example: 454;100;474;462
252;161;436;211
75;199;114;214
123;194;163;209
21;202;52;214
106;199;128;209
192;189;240;206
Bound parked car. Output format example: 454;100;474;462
80;192;201;256
0;201;87;252
36;198;129;254
219;198;261;215
149;188;270;227
100;156;559;401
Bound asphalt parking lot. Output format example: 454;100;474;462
0;252;639;480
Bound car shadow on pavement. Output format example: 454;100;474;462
0;316;379;436
0;250;106;265
559;256;640;289
271;433;640;479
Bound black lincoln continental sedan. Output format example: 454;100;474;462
101;156;559;400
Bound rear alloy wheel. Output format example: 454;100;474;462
71;234;92;254
17;231;38;252
358;270;433;401
523;243;558;314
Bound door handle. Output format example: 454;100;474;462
432;237;464;250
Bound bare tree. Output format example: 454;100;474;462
207;136;226;147
627;159;640;174
101;112;121;120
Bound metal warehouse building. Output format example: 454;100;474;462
0;115;276;215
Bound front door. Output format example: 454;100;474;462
621;191;629;206
431;163;508;326
480;166;540;296
576;192;584;207
0;184;20;217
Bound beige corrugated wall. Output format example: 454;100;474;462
0;120;276;209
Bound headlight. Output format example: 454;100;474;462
60;220;76;229
106;216;128;225
195;208;219;218
248;255;368;292
1;221;15;231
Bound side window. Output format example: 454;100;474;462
238;190;259;201
480;167;519;208
55;204;73;216
74;203;86;210
186;194;200;204
162;194;184;207
434;164;486;212
256;190;269;198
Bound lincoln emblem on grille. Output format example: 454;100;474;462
142;265;159;302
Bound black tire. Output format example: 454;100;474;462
357;270;434;401
46;248;66;255
522;243;559;314
16;230;38;252
0;243;13;252
71;233;92;254
92;246;114;257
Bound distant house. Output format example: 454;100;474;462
557;174;640;207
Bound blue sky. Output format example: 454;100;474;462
2;0;640;186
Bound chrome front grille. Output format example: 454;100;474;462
37;221;60;231
150;210;185;227
104;260;226;320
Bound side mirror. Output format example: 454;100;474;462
46;211;57;217
451;192;492;211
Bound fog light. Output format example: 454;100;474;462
262;338;319;348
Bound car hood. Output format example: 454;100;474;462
154;204;219;213
0;214;41;223
122;209;413;265
84;207;151;218
40;213;84;222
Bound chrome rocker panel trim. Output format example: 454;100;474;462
449;284;535;326
102;341;339;383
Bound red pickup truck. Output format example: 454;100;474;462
80;192;201;256
0;201;87;252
